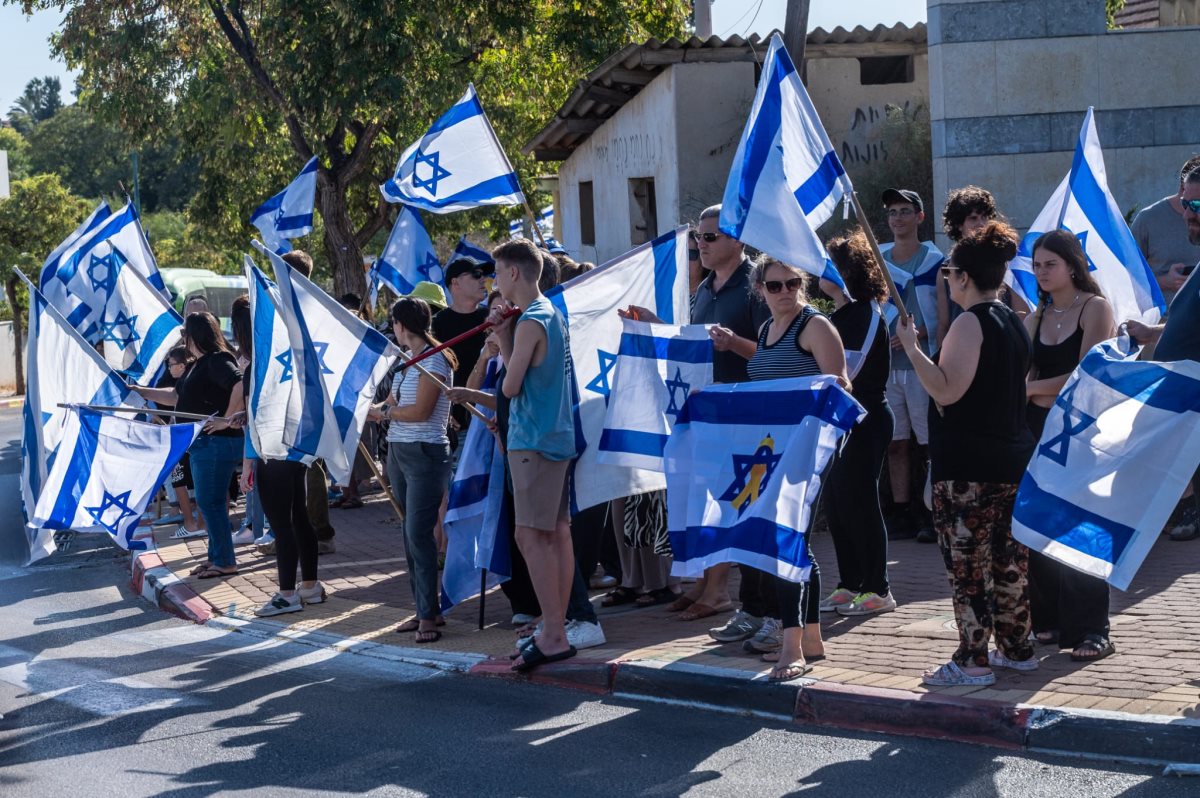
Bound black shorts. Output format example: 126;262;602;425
170;453;193;490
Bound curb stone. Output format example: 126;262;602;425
131;550;216;624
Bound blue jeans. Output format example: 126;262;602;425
386;441;452;620
244;463;266;533
191;434;243;569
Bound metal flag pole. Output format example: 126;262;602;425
479;569;487;631
63;403;216;423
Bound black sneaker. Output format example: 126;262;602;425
886;512;916;541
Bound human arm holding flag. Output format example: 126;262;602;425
897;312;981;406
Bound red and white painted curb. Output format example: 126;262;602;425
130;549;216;624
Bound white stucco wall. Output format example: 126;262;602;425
0;321;23;394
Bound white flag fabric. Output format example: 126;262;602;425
380;84;523;212
250;156;318;254
38;203;165;340
374;204;443;297
597;319;714;471
1012;340;1200;590
666;376;864;583
39;201;111;282
720;33;849;288
877;242;945;338
99;255;183;385
1010;108;1165;325
263;244;400;485
547;226;691;511
244;255;317;465
30;406;204;552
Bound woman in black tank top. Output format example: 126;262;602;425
1023;231;1117;662
896;222;1037;687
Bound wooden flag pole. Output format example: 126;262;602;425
850;192;908;319
357;439;403;521
396;349;491;425
521;199;549;249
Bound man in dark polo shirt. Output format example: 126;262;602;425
623;204;771;643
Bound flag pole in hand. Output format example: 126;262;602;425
398;307;520;372
850;192;908;320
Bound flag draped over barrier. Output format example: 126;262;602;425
440;359;511;612
100;257;183;385
250;156;318;254
666;376;864;583
1010;108;1165;325
381;84;523;213
30;406;204;552
597;319;714;472
547;226;691;511
38;203;165;339
1012;340;1200;590
719;33;848;288
264;245;400;485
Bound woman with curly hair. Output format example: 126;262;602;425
818;229;895;617
897;221;1037;686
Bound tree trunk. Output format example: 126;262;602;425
5;276;25;396
316;173;367;298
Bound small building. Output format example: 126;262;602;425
525;25;929;265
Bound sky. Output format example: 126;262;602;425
0;1;928;116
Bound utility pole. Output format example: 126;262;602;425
694;0;713;38
783;0;811;82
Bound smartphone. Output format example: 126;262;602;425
1182;264;1196;276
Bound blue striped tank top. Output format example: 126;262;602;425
746;305;823;382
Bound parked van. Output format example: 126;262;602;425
158;268;247;335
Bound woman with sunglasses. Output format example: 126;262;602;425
896;221;1037;686
714;257;848;682
1023;230;1115;662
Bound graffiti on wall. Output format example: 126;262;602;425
838;100;925;166
594;133;661;170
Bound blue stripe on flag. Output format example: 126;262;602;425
447;473;489;511
332;333;393;438
725;57;786;240
275;212;314;231
1013;472;1135;565
122;310;182;381
44;409;103;529
1078;349;1200;413
679;384;863;431
597;428;668;458
426;93;484;136
792;151;846;216
617;333;711;364
408;173;522;210
669;517;810;572
652;232;678;324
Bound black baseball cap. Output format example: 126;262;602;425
881;188;923;212
444;258;494;283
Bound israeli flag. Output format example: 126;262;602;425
39;203;165;339
30;406;204;553
508;218;523;239
547;226;690;511
538;205;554;235
666;376;864;583
1012;340;1200;590
878;242;945;340
250;156;318;254
720;33;850;288
380;84;524;212
244;255;317;464
440;359;511;611
262;243;400;485
99;250;184;385
39;201;112;282
449;235;495;268
597;319;714;471
1011;108;1165;325
375;204;442;298
19;273;142;563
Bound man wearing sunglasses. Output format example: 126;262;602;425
1131;155;1200;304
434;258;495;433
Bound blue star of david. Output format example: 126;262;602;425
98;310;140;351
87;250;125;295
719;439;784;517
312;341;335;375
412;148;451;196
276;350;294;383
85;490;139;537
1038;381;1095;466
664;366;690;421
585;351;619;404
417;253;443;284
1072;230;1099;272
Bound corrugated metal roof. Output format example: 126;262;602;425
1114;0;1161;28
524;23;927;161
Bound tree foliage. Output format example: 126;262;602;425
0;127;31;182
0;173;93;277
6;76;63;134
10;0;690;294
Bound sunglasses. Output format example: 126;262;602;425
1181;198;1200;214
940;266;962;275
763;277;805;294
691;231;724;243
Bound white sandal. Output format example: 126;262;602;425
922;660;996;686
170;525;207;540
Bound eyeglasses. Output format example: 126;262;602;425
763;277;805;294
940;266;962;275
168;361;185;369
691;231;724;243
886;208;917;218
1181;198;1200;214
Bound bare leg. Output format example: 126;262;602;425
696;562;732;607
174;485;200;531
887;439;911;503
515;525;572;659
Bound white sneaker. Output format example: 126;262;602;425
170;525;206;540
511;613;537;626
819;587;858;613
232;527;256;546
516;621;544;651
746;617;782;653
566;620;606;650
297;581;327;605
836;591;898;617
988;649;1039;672
254;529;274;546
254;592;303;617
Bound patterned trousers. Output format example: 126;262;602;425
933;481;1034;668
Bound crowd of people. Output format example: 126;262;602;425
150;155;1200;683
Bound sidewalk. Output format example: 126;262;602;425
135;489;1200;761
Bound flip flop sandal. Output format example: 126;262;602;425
396;619;421;633
760;652;825;663
600;587;639;607
678;602;733;621
1033;630;1059;645
415;629;442;644
512;642;577;673
189;562;212;576
634;588;679;607
1070;635;1116;662
767;662;813;683
196;567;238;579
666;595;696;613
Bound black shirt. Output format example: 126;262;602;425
690;259;770;383
433;306;488;428
929;301;1035;483
175;351;243;437
830;300;890;408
